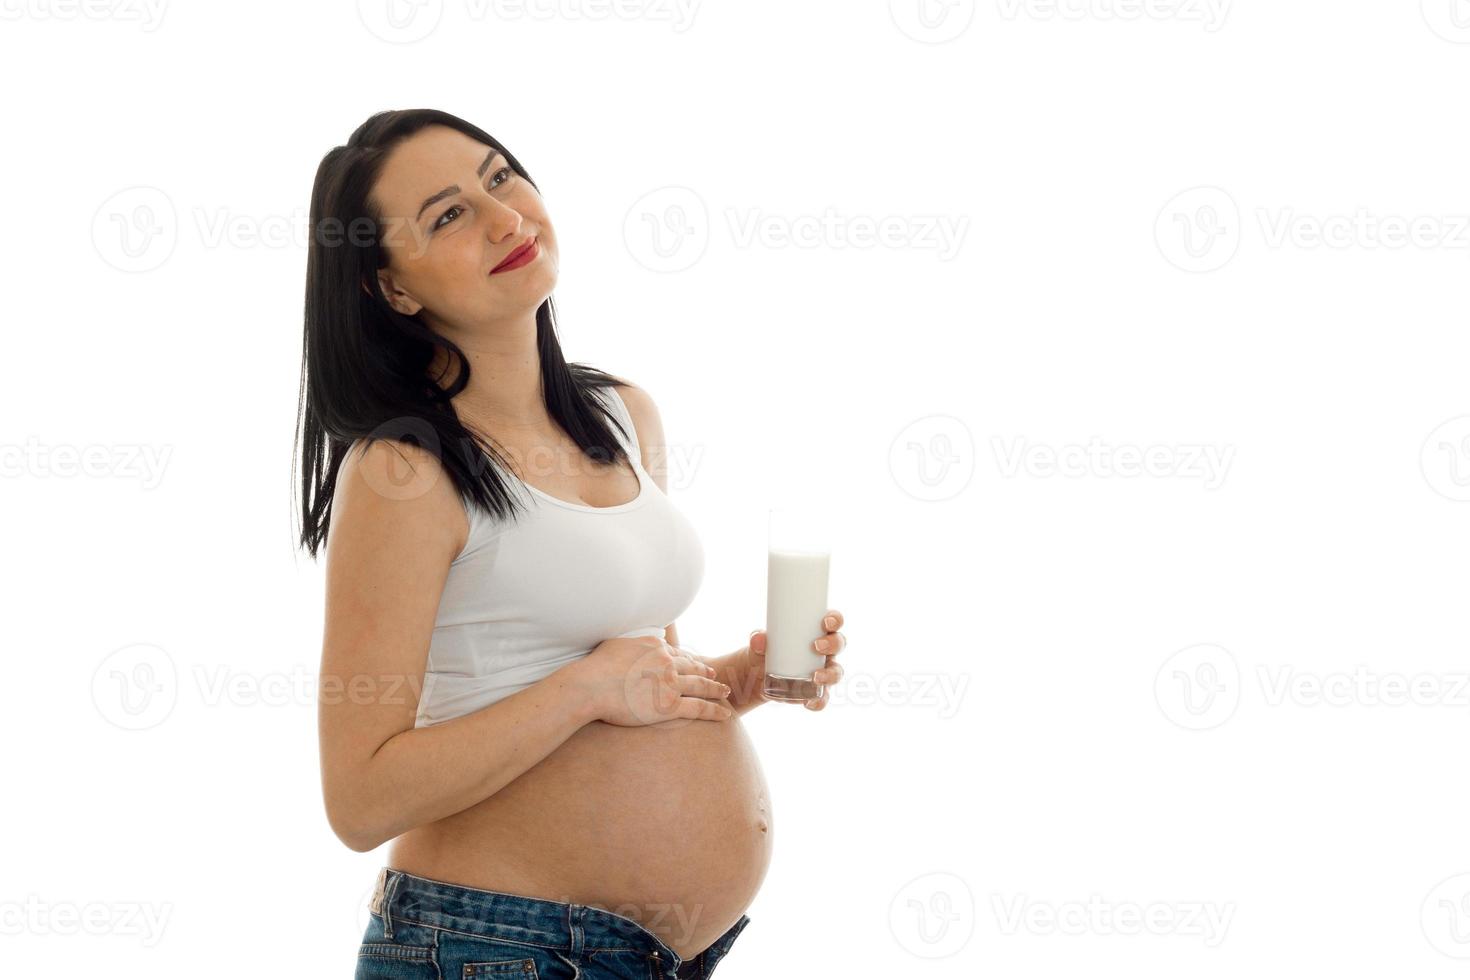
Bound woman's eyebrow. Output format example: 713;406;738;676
415;149;503;221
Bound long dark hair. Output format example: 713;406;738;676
293;108;633;559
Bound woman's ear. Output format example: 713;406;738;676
372;270;423;316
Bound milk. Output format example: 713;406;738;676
764;547;831;701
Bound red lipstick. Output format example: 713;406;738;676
490;236;538;274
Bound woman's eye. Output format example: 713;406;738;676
433;205;463;230
433;168;514;231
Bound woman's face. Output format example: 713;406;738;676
368;125;557;329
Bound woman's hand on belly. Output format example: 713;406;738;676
568;634;734;727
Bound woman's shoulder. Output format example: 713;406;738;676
595;379;671;490
332;435;470;555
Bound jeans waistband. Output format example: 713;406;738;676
369;866;703;970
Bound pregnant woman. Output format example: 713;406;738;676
294;109;848;980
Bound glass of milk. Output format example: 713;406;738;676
763;506;832;703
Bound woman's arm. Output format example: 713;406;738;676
318;439;597;853
333;663;598;851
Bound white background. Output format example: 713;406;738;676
3;0;1469;977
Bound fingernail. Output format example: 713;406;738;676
824;616;835;629
814;639;828;652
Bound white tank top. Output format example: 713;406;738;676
408;384;704;728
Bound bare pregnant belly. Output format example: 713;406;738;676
386;714;774;961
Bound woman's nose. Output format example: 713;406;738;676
478;195;521;239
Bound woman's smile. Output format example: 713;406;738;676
490;235;539;274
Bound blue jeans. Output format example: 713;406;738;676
356;867;752;980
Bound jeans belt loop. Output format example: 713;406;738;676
378;868;401;942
